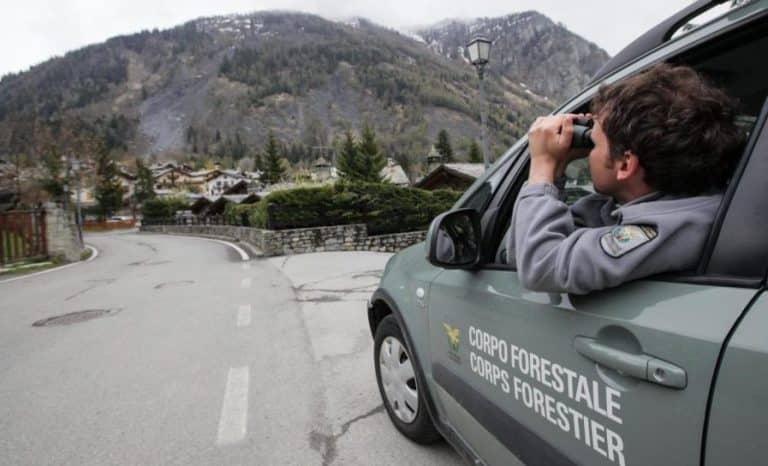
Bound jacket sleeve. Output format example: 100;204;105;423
511;183;662;294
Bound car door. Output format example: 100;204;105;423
425;92;768;466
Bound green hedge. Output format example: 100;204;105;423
256;181;461;235
141;197;189;221
223;203;261;226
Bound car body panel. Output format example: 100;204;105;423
427;270;757;466
704;290;768;465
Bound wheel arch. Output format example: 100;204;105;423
368;288;483;465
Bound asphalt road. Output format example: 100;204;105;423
0;231;461;466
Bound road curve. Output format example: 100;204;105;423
0;231;324;465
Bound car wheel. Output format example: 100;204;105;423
374;314;441;444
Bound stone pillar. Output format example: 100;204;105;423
44;202;84;262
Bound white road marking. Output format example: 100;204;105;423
144;233;250;261
241;262;251;271
237;305;252;327
241;277;252;288
84;245;99;262
0;245;99;285
217;366;250;445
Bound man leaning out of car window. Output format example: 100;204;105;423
507;63;744;294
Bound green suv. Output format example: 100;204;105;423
368;1;768;465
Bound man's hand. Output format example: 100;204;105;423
527;114;590;184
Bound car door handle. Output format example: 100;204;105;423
573;336;687;389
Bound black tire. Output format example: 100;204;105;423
374;314;442;444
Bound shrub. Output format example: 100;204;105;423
223;203;261;226
141;197;189;222
260;181;461;235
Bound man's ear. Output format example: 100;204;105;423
615;150;642;181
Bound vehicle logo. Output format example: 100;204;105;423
443;323;461;363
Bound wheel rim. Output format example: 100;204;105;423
379;336;418;424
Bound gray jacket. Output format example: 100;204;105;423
506;182;722;295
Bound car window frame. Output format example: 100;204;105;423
699;97;768;286
555;4;768;120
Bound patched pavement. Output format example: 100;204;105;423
270;251;462;465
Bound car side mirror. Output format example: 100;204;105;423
426;209;482;269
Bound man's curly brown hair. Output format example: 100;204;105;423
590;63;744;196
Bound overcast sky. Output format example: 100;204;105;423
1;0;695;77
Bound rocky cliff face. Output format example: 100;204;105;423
416;11;610;101
0;11;609;162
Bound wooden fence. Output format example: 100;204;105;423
0;210;47;265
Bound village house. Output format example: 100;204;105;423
415;163;485;191
116;168;137;199
204;169;248;196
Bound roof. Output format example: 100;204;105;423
380;160;409;186
222;169;245;177
224;180;256;195
207;170;245;181
414;163;485;190
443;163;486;179
314;157;331;167
188;169;216;177
222;194;260;204
153;167;195;179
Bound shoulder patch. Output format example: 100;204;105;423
600;225;658;258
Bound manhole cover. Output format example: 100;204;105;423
33;308;122;327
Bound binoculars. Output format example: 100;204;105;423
571;118;595;149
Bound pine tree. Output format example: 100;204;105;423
357;123;385;182
262;132;285;185
468;139;483;163
336;130;359;181
133;158;155;204
94;140;125;219
436;129;454;162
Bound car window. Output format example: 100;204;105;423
562;159;594;205
459;146;520;213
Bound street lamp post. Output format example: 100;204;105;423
61;155;70;212
71;158;83;245
466;35;492;170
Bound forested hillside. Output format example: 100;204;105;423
0;11;609;176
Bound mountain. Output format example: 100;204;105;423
415;11;610;102
0;11;609;173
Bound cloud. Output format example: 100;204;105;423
0;0;692;77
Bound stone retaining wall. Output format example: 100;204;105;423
44;202;83;262
141;224;426;257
